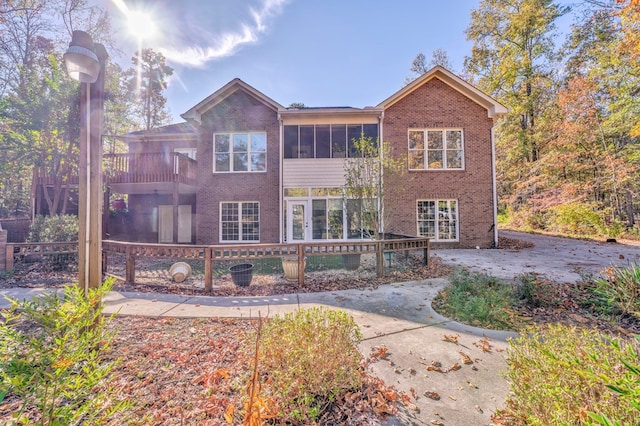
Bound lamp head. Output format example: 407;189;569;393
64;30;100;83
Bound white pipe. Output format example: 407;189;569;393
84;83;91;294
491;126;498;248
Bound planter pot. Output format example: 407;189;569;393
282;257;306;281
342;254;361;271
229;263;254;286
113;199;127;211
169;261;192;283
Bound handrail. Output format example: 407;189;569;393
6;237;429;291
36;153;198;186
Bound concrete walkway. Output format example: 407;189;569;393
1;280;514;426
6;231;637;425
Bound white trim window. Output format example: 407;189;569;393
408;129;463;170
214;132;266;172
417;200;458;241
220;202;260;242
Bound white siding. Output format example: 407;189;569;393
283;159;347;187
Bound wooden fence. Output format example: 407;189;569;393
4;238;429;292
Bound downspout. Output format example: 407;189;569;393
278;112;284;243
491;126;499;248
378;111;384;236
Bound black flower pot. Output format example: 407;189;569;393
229;263;254;286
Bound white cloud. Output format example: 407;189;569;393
161;0;289;67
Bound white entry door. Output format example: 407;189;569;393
287;201;309;242
177;205;192;243
158;205;192;243
158;205;173;243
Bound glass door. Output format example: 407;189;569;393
287;202;309;242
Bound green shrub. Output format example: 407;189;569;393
590;263;640;319
500;205;547;232
503;324;639;425
0;279;127;425
28;214;78;243
547;202;604;237
253;307;363;423
433;269;516;330
588;336;640;425
514;273;557;308
27;215;79;270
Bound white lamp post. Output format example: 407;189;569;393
64;30;108;295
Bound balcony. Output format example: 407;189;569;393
104;152;197;186
36;152;198;194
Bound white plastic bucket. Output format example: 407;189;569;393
169;262;192;283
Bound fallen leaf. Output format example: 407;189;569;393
224;403;234;424
459;352;473;364
443;334;459;344
424;391;440;400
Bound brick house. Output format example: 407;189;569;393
112;66;506;248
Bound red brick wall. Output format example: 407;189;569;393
383;77;496;248
195;90;280;244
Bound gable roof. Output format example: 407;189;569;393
377;66;508;119
181;78;284;124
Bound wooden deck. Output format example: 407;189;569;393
35;153;197;187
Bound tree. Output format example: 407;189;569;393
464;0;567;218
0;0;117;218
405;49;453;84
557;5;640;228
342;134;406;239
127;48;173;129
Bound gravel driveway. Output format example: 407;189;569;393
432;230;640;283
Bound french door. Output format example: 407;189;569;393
287;201;309;242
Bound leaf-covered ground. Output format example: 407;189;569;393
3;236;638;424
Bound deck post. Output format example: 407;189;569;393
204;247;213;292
297;244;304;286
5;244;13;271
125;245;135;284
376;241;384;277
424;238;430;266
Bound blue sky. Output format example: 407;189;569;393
101;0;575;123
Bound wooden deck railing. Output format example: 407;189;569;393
5;242;78;270
102;238;429;291
103;152;197;186
35;153;197;187
4;238;430;291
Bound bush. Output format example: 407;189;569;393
514;273;558;308
500;205;547;232
0;279;127;425
433;269;516;330
588;335;640;425
253;307;363;423
27;214;79;270
27;214;78;243
590;263;640;319
502;324;639;425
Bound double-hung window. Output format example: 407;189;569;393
220;202;260;242
417;200;458;241
214;132;266;172
408;129;463;170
